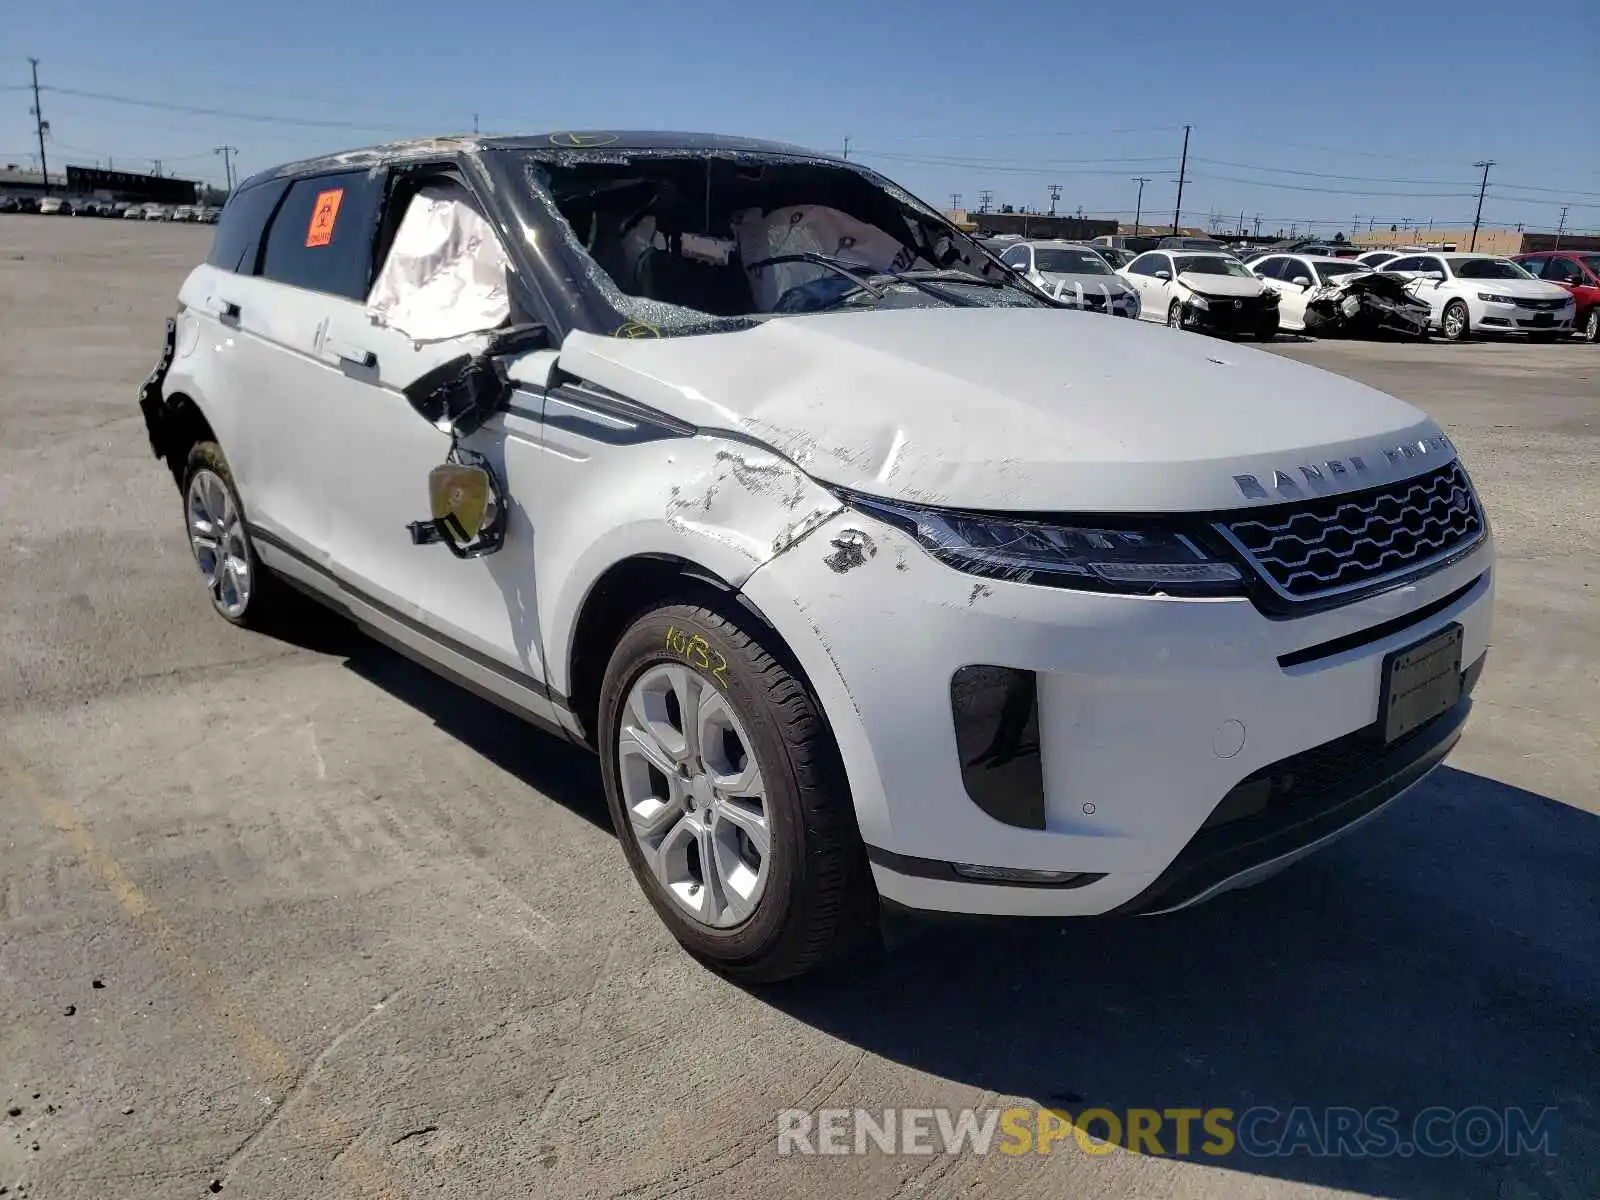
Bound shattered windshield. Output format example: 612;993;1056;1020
1454;258;1532;280
1033;247;1112;275
1175;255;1256;278
505;148;1049;335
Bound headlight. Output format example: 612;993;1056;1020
839;493;1244;595
1188;293;1210;311
1478;292;1515;304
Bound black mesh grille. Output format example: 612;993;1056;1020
1221;462;1483;600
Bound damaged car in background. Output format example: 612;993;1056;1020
138;132;1494;982
1247;253;1431;338
1118;249;1281;339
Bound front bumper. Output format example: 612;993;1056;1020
1181;295;1278;335
741;510;1494;917
1472;298;1574;333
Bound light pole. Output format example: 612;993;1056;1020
1470;160;1495;252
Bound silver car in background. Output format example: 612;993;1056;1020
993;239;1140;317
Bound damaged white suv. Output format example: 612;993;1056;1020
139;133;1494;982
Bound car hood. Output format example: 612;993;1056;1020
555;307;1449;512
1455;277;1570;299
1177;272;1269;298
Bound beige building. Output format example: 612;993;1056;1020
1353;228;1600;255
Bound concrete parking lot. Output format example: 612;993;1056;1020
1;214;1595;1200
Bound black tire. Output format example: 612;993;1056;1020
1256;325;1278;342
1166;299;1182;327
1584;308;1599;344
1527;331;1561;344
179;441;284;629
598;596;870;983
1441;299;1471;343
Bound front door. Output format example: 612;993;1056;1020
316;176;561;719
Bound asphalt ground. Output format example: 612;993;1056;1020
1;213;1595;1200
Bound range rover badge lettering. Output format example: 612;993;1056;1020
1233;436;1454;500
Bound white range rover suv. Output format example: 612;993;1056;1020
138;133;1494;982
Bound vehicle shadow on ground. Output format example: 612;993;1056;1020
276;607;611;832
768;768;1599;1199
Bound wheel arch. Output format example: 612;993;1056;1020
148;389;217;489
561;552;804;752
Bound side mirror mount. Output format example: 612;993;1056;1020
400;323;548;436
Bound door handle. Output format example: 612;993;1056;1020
326;338;376;369
209;298;241;320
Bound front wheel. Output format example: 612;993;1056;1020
1166;299;1183;327
1583;307;1599;344
1441;299;1471;342
598;598;870;983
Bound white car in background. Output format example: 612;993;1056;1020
1247;254;1432;338
995;239;1140;317
1117;249;1280;339
1356;250;1403;269
142;203;169;221
1380;252;1576;341
38;196;67;215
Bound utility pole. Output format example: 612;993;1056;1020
28;57;51;195
978;189;993;213
472;112;480;134
1470;159;1495;252
842;135;850;161
151;160;163;177
1047;184;1061;216
950;192;962;212
1254;214;1262;237
1172;124;1191;236
214;146;238;191
1555;206;1569;249
1130;176;1149;232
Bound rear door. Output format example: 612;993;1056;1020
216;169;386;571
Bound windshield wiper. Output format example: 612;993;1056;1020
885;268;1002;287
746;253;888;298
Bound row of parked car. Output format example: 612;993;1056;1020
978;233;1600;343
0;194;219;222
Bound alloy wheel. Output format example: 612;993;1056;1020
186;468;251;618
616;664;771;928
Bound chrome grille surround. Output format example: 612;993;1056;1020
1215;461;1485;602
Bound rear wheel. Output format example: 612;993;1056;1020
598;597;870;983
180;442;283;628
1584;308;1599;344
1441;300;1471;342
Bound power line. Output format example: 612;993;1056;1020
40;85;415;133
1186;171;1477;199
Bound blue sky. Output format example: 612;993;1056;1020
6;0;1598;237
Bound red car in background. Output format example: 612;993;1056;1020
1512;250;1600;342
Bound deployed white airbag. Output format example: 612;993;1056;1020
367;184;510;341
733;205;922;311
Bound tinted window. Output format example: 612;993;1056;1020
1544;257;1583;284
1384;256;1426;273
1316;261;1369;282
1126;253;1163;276
1253;257;1285;279
1001;247;1031;269
1452;258;1528;280
1418;257;1448;277
1517;256;1548;277
1034;247;1111;275
206;180;288;273
258;170;385;299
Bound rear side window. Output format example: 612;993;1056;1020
206;180;288;273
258;170;384;299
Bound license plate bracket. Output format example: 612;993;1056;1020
1378;624;1464;743
1531;312;1554;326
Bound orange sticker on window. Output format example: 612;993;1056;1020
305;188;343;247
